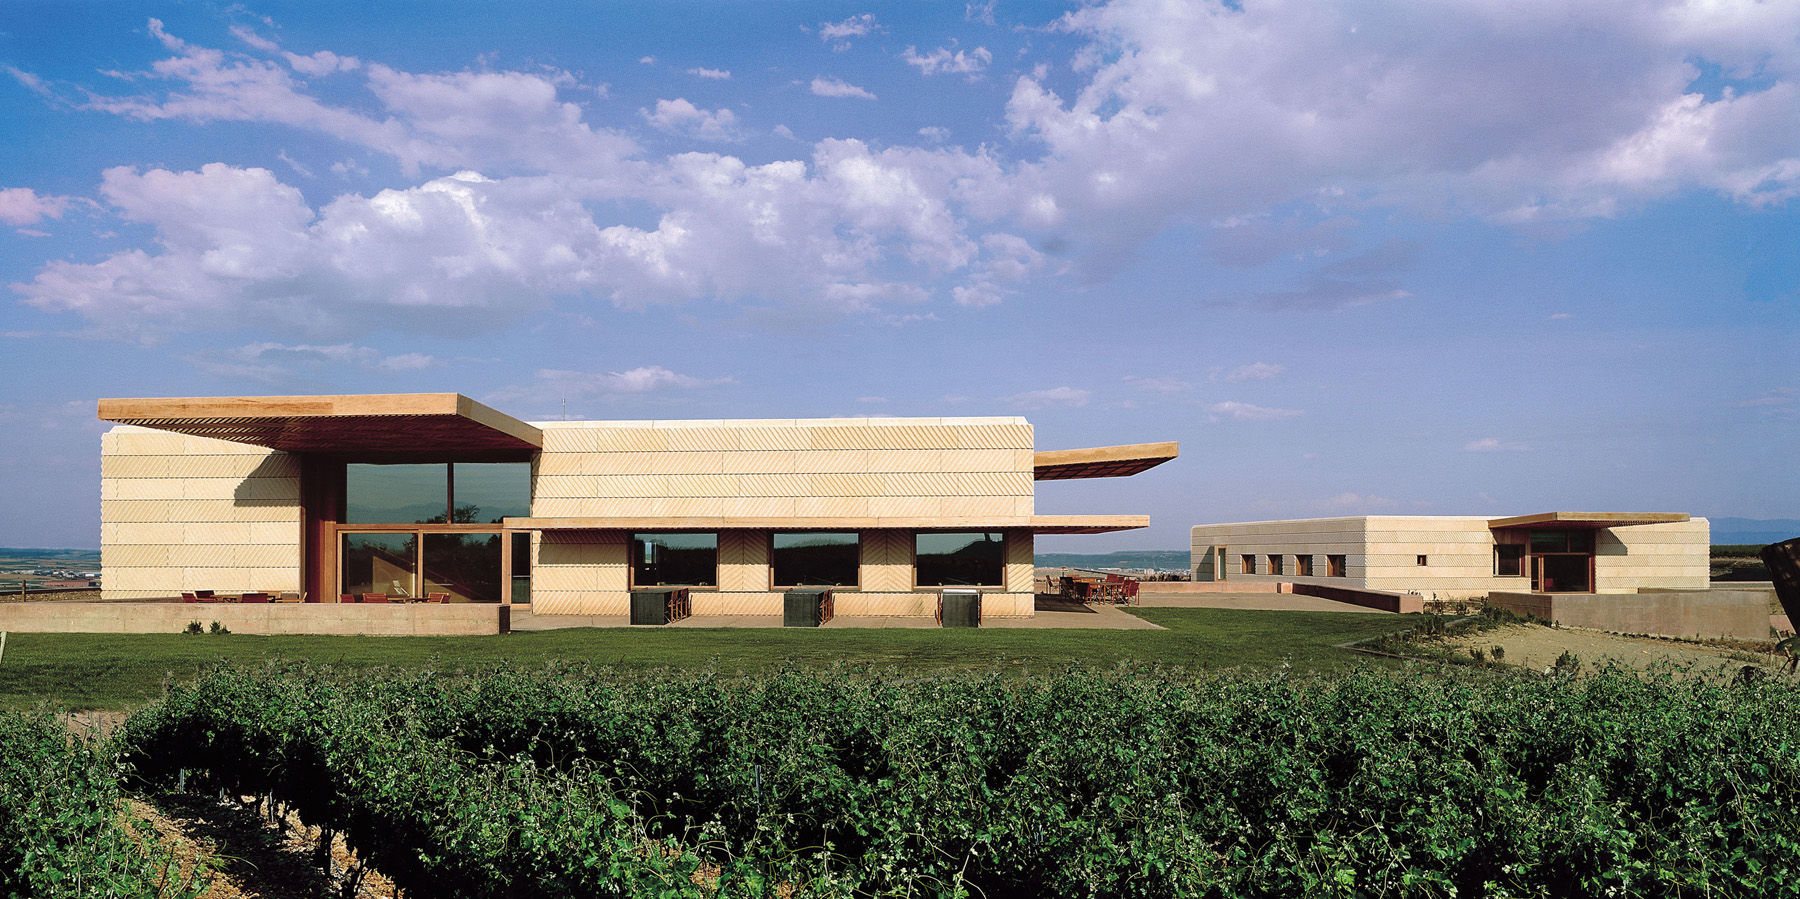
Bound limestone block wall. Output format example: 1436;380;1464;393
1361;516;1508;599
101;426;301;600
1190;518;1369;587
529;418;1035;519
1595;518;1710;592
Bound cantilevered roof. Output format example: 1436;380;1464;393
1033;442;1178;480
1488;512;1690;529
506;514;1149;535
98;394;541;457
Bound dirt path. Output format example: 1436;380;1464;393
129;792;397;899
1440;623;1786;677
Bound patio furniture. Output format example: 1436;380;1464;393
938;589;982;627
240;592;270;603
181;592;198;603
361;593;389;603
340;593;355;603
195;590;215;598
784;588;834;627
426;592;450;603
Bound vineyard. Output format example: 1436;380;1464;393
49;663;1787;897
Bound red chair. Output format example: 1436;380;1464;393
426;592;450;603
361;593;389;604
340;593;356;603
181;592;198;603
240;592;270;603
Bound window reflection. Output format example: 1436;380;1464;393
341;532;417;597
345;464;447;524
772;532;859;587
454;463;531;523
632;533;718;586
915;532;1004;587
424;532;502;602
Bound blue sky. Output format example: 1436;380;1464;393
1;0;1796;551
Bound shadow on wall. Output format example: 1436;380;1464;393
231;454;300;508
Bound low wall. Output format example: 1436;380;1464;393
1487;590;1771;641
1289;583;1423;614
0;601;508;636
1139;581;1285;595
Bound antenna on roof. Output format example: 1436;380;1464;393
561;394;567;421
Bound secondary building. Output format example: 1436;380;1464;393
97;394;1175;619
1190;514;1709;601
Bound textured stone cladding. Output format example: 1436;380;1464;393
100;426;300;600
1191;517;1370;585
1594;518;1710;592
528;417;1036;617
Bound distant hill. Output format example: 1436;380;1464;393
1709;518;1800;546
1035;550;1189;570
0;547;100;563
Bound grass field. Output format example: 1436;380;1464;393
0;607;1414;711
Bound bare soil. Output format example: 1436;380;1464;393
129;792;397;899
1440;623;1787;677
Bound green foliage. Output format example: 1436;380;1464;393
118;663;1800;898
181;621;203;635
0;710;206;898
206;621;229;636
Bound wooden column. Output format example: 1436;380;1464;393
301;457;344;603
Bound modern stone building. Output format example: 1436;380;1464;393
1190;514;1709;601
98;394;1175;618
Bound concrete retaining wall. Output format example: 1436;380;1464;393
1290;583;1424;614
0;601;506;636
1487;589;1771;641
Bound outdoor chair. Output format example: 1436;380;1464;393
181;592;198;603
361;593;389;603
426;592;450;603
340;593;355;603
240;592;270;603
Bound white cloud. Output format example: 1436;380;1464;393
641;98;742;141
0;187;73;226
686;67;731;80
1222;362;1284;382
184;341;431;381
903;45;992;77
918;126;951;143
1464;437;1529;452
379;352;435;371
819;14;880;50
1325;492;1398;510
489;366;733;408
638;56;656;65
1124;376;1190;394
1007;386;1090;409
1209;401;1301;422
810;76;876;100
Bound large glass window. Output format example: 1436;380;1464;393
632;533;718;587
1495;545;1526;577
454;463;531;523
345;461;529;524
424;532;503;602
341;532;417;597
916;532;1004;587
772;532;860;587
346;464;447;524
1528;530;1595;554
511;532;532;604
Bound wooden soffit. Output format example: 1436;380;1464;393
506;514;1148;534
98;394;542;457
1488;512;1690;530
1034;442;1178;480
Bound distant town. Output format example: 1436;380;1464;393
0;548;102;593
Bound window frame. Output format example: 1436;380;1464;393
770;531;862;589
913;531;1006;589
629;532;720;589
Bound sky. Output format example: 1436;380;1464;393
1;0;1796;552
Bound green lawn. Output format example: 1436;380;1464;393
0;608;1415;711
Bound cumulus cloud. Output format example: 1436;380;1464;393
0;187;73;227
641;98;742;141
489;365;733;408
1221;362;1284;382
819;14;880;50
1006;386;1090;409
186;341;433;381
810;76;876;100
1464;437;1529;452
686;67;731;80
1209;401;1301;422
903;45;992;77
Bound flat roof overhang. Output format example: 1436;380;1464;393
506;514;1149;535
1034;442;1178;480
98;393;542;459
1488;512;1690;529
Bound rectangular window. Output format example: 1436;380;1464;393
772;532;860;587
1241;554;1255;574
423;532;503;602
452;462;532;524
346;463;448;524
1495;544;1525;577
1295;554;1313;577
1327;555;1346;578
511;532;532;603
1416;555;1429;566
632;533;718;587
1267;554;1284;576
916;532;1004;587
341;532;417;597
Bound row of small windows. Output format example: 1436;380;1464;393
1239;553;1349;578
632;531;1007;589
